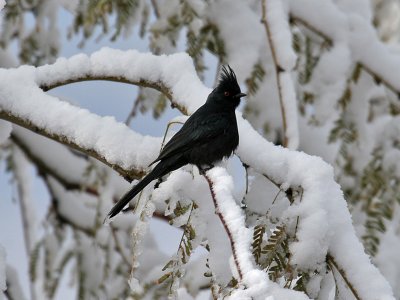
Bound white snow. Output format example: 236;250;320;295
47;178;97;230
306;43;351;124
265;0;297;70
207;0;265;79
279;72;299;149
0;120;11;144
205;167;308;299
236;117;395;300
289;0;400;92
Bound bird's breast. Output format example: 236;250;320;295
187;121;239;167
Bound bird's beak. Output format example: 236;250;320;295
234;92;247;99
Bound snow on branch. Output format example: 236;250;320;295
289;0;400;96
0;48;395;299
0;51;185;181
204;168;308;299
0;48;212;181
36;48;209;114
261;0;299;149
236;119;394;300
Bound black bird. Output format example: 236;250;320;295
107;66;246;219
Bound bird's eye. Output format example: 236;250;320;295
224;91;230;96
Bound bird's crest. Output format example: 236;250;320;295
218;65;239;90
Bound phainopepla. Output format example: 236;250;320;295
107;65;246;219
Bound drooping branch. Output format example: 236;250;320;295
261;0;299;149
10;147;37;300
10;129;98;195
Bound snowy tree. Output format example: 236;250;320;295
0;0;399;299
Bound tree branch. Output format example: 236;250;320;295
261;0;289;148
11;147;38;300
290;14;400;98
40;75;188;113
10;131;99;195
202;171;243;280
0;110;146;182
0;48;393;298
327;254;361;300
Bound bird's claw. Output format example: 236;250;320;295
154;178;163;189
198;165;214;175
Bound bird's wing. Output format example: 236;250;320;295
149;110;230;165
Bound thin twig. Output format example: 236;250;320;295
110;224;131;265
294;189;303;236
160;121;185;151
262;173;280;189
150;0;160;19
11;146;37;300
271;189;281;206
261;0;289;147
291;15;400;98
125;91;143;126
202;173;243;280
327;254;361;300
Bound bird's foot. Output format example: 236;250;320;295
154;178;163;189
198;164;214;175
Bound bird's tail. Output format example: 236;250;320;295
107;168;160;219
106;156;186;219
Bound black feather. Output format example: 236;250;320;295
107;65;246;219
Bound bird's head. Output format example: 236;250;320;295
209;65;246;108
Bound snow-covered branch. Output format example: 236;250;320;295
236;119;394;300
261;0;299;149
289;0;400;96
204;168;308;299
0;48;395;299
